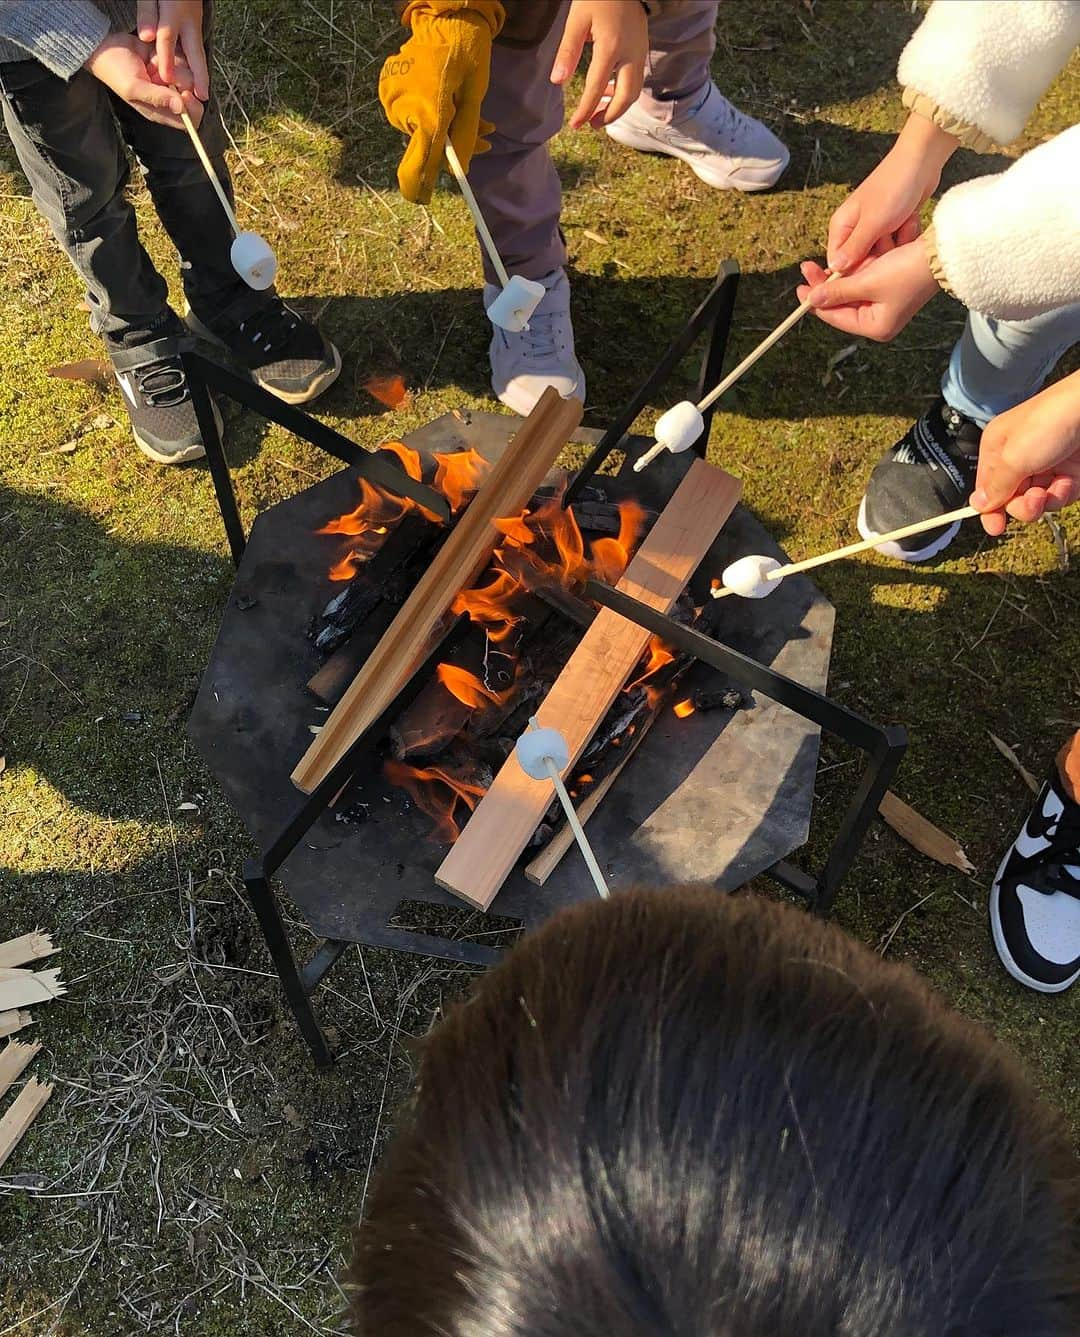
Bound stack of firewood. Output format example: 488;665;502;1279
0;930;63;1172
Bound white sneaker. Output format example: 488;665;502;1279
486;268;585;416
606;83;789;192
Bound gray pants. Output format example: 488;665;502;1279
470;0;719;282
0;40;245;340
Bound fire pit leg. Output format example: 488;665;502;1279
243;861;336;1068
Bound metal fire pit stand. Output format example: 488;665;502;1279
183;259;906;1066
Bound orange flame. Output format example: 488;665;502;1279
318;477;415;580
384;759;487;843
673;698;696;719
380;440;424;480
434;449;488;513
436;662;511;710
627;635;676;694
591;499;648;585
362;372;410;409
451;571;524;643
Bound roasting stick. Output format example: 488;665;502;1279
713;504;979;599
635;270;843;473
443;141;545;331
516;720;610;899
174;95;278;290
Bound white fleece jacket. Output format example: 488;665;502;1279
897;0;1080;320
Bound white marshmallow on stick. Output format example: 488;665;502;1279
444;141;545;332
635;271;843;473
177;102;278;292
712;504;980;600
516;719;610;899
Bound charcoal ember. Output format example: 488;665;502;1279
569;501;622;535
311;579;382;652
693;681;753;713
581;686;650;764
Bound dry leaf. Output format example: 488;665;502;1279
822;343;858;388
40;441;78;456
987;731;1040;794
879;791;975;874
583;229;607;245
362;372;410;410
282;1103;304;1128
47;358;111;388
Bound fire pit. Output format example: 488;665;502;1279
186;263;906;1064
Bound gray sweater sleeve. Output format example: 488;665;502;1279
0;1;111;79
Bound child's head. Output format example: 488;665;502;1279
346;889;1080;1336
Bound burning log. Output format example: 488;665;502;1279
292;389;584;795
436;460;742;910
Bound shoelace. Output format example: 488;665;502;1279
238;300;300;356
517;308;561;361
697;91;753;145
136;358;190;408
1024;801;1080;899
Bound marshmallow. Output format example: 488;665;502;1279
230;231;278;291
654;401;704;455
485;275;546;332
721;554;784;599
516;725;570;780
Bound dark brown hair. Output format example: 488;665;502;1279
346;889;1080;1335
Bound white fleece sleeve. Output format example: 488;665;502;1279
898;0;1080;147
930;126;1080;319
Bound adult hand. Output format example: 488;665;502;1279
824;113;958;272
796;238;941;341
85;33;199;129
379;3;502;204
551;0;648;130
136;0;210;101
971;373;1080;535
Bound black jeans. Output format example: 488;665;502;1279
0;40;248;339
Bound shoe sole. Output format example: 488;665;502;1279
492;368;587;417
605;120;789;192
132;397;221;465
185;311;343;405
989;849;1080;993
856;495;961;563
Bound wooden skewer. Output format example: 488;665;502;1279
713;503;979;598
634;272;842;472
177;100;241;239
527;718;610;899
444;140;511;289
697;273;838;412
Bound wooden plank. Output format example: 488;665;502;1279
0;1077;53;1173
0;932;58;970
292;388;585;793
879;791;975;875
0;1040;41;1101
0;968;66;1012
0;1012;32;1040
437;459;741;908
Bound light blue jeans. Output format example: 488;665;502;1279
941;304;1080;428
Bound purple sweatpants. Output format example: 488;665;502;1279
469;0;719;283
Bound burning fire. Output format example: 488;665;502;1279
451;571;523;644
436;662;512;709
434;449;488;514
318;440;439;580
383;759;487;843
673;698;696;719
362;372;410;409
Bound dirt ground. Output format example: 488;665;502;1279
1;2;1078;1331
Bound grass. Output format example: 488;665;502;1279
1;1;1078;1331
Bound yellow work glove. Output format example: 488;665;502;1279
379;0;505;205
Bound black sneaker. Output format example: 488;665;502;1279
186;290;341;405
108;328;221;465
857;400;982;562
990;766;1080;993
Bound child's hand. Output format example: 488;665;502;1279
824;113;958;272
136;0;210;102
551;0;648;130
796;240;940;341
379;3;502;204
972;373;1080;535
85;33;200;129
